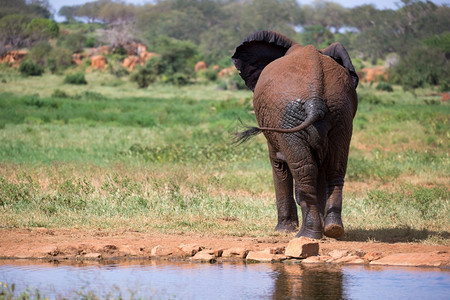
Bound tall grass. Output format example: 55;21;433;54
0;75;448;244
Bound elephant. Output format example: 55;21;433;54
232;31;358;239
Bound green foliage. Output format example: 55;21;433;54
130;57;160;88
197;69;218;82
19;59;44;76
47;47;73;74
390;45;449;89
376;82;394;92
218;74;247;91
300;24;335;48
57;31;86;53
0;14;30;51
64;73;87;85
26;18;59;43
28;41;52;65
151;36;197;83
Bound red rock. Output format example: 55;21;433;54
84;252;102;259
190;251;216;262
334;255;365;264
222;247;250;258
302;255;332;264
218;66;237;77
328;249;349;260
285;237;319;258
179;244;203;256
246;250;286;262
37;245;59;257
91;55;107;70
363;252;383;262
195;61;207;72
150;245;185;257
370;252;450;268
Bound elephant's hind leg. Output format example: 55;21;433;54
269;147;298;232
289;158;323;239
323;184;345;238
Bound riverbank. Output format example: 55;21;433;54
1;228;448;268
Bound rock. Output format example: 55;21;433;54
91;55;107;70
363;252;382;262
37;245;59;257
190;251;216;263
246;250;286;262
222;247;250;258
334;255;365;265
150;245;186;257
195;61;207;72
84;252;102;259
0;50;27;66
72;53;83;65
218;66;237;77
328;250;349;260
203;248;223;257
285;237;319;258
122;55;140;71
179;244;203;256
302;255;332;264
370;252;450;268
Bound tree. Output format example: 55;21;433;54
302;0;348;34
0;14;30;51
26;18;59;44
58;5;78;22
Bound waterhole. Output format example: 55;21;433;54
0;260;449;299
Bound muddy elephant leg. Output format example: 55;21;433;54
289;159;323;239
323;183;344;238
269;147;298;232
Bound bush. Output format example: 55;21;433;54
130;57;160;88
48;47;73;73
64;73;87;85
19;60;44;76
376;82;394;92
390;45;449;89
197;69;218;82
29;41;52;66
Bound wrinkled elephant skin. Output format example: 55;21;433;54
232;31;358;239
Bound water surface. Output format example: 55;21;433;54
0;260;449;299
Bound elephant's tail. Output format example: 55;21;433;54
234;97;327;144
234;126;263;144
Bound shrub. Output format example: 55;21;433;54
64;73;87;85
390;45;449;89
197;69;218;82
19;60;44;76
51;89;68;98
29;41;52;66
376;82;394;92
130;57;160;88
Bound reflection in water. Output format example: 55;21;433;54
0;260;449;299
272;264;344;299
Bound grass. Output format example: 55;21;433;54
0;72;448;244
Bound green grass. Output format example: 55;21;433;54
0;73;448;244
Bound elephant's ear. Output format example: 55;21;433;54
321;42;359;89
232;31;296;91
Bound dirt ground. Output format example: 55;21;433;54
0;228;449;268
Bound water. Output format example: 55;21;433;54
0;259;449;299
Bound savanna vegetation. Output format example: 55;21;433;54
0;0;448;245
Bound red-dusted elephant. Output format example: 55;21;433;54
233;31;358;239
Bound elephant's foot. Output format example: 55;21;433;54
324;213;344;238
275;221;298;233
295;212;323;239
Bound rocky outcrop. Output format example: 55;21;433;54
91;55;107;70
195;61;207;72
0;50;28;66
